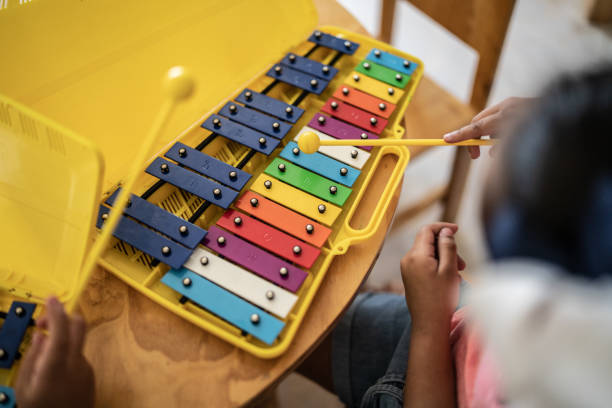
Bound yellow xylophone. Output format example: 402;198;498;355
0;0;493;403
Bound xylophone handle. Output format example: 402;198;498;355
66;67;195;313
331;145;410;255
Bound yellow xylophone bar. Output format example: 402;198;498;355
297;131;495;154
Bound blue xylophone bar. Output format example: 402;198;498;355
307;30;359;55
106;189;207;249
266;64;329;95
201;115;280;155
235;89;305;123
280;53;339;80
0;386;15;408
218;102;291;139
165;142;251;190
0;301;36;369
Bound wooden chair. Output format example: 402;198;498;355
379;0;516;227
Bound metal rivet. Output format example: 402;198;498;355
266;290;275;300
213;188;222;198
340;167;348;176
288;54;296;62
15;307;25;317
234;216;242;226
126;199;132;208
160;163;169;173
395;73;402;81
259;137;267;145
274;65;282;73
370;117;378;125
329;185;338;194
0;392;7;403
279;266;289;277
388;87;395;95
250;313;260;324
322;66;330;74
342;87;349;95
200;256;209;266
264;180;272;189
305;224;314;234
0;349;5;359
379;103;386;111
272;122;280;130
178;147;187;157
353;74;360;81
293;245;302;255
318;116;326;124
161;246;171;256
310;79;318;87
403;60;410;68
363;62;370;69
314;31;322;38
351;149;359;158
213;117;221;127
360;133;368;139
374;49;381;57
250;198;259;207
229;171;237;180
292;147;300;155
179;225;188;235
245;91;253;100
331;101;338;110
278;163;286;172
344;40;352;49
182;277;192;287
101;213;109;220
217;236;226;245
318;204;326;213
285;106;293;114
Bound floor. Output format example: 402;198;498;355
273;0;612;406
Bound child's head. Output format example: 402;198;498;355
483;65;612;278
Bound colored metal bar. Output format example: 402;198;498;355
355;60;411;89
321;98;388;135
0;302;36;369
218;102;291;139
307;30;359;55
96;206;192;269
280;53;339;80
235;191;331;248
266;64;329;95
366;48;418;75
294;127;371;170
146;158;238;209
204;226;307;292
217;209;320;269
106;189;206;249
183;248;298;318
308;113;377;151
235;88;304;124
250;174;342;227
0;386;15;408
280;142;360;187
333;85;397;119
264;158;352;206
165;142;251;190
161;268;284;345
201;115;280;155
344;71;404;104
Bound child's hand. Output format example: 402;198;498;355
401;223;464;334
15;297;94;408
443;97;536;159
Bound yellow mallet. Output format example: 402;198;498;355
297;131;495;154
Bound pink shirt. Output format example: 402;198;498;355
450;308;501;408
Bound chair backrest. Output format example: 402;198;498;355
380;0;516;110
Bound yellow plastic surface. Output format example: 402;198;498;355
0;0;425;360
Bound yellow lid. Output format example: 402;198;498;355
0;0;317;302
0;0;317;190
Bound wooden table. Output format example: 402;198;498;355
79;2;401;407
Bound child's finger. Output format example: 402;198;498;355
69;315;87;353
471;100;505;123
38;297;70;375
16;331;45;380
413;223;458;252
443;112;500;143
457;254;466;271
437;227;458;275
468;146;480;159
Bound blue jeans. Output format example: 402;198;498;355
331;293;411;408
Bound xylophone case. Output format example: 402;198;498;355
0;0;424;374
